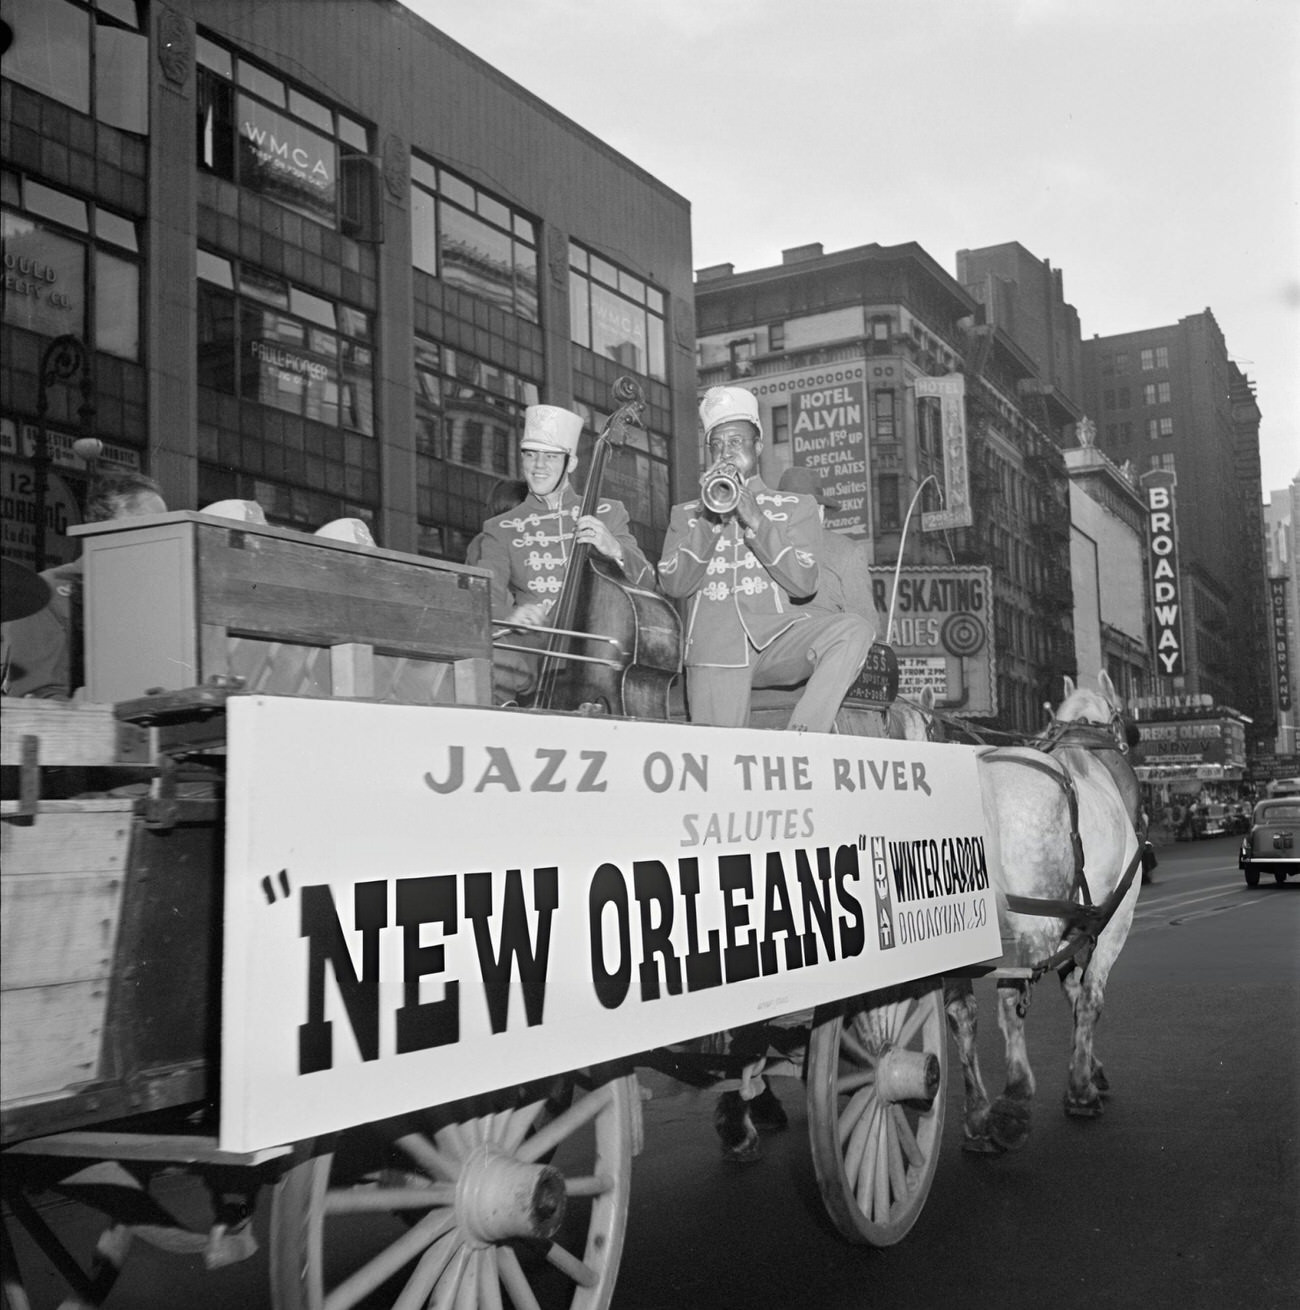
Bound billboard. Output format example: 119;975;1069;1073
790;378;869;537
219;698;998;1151
856;565;995;716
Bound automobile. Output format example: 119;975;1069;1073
1201;803;1229;838
1239;798;1300;886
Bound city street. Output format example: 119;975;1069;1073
5;835;1297;1309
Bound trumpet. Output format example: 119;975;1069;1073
700;460;744;515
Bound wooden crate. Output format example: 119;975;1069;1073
1;802;135;1108
74;512;492;706
1;700;226;1142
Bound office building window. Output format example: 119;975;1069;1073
1103;389;1115;410
1148;452;1175;472
2;176;141;359
769;321;786;351
1140;349;1154;371
1155;346;1169;368
1114;352;1130;375
877;474;900;530
3;0;148;134
198;251;374;434
196;34;372;233
1146;417;1174;440
873;389;896;440
1157;381;1170;403
1144;384;1157;406
770;404;790;446
412;340;538;476
568;242;666;382
870;316;891;342
410;158;539;323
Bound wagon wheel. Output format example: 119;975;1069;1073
269;1070;637;1310
806;978;947;1246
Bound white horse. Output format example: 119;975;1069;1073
897;675;1142;1153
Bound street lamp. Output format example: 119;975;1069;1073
34;334;95;573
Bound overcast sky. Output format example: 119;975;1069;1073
403;0;1299;494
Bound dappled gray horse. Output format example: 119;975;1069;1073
898;675;1142;1152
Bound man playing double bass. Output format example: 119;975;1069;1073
476;403;653;699
657;385;873;733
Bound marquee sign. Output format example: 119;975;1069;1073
855;566;995;716
1142;470;1184;677
220;698;998;1152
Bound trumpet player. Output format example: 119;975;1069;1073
657;386;873;732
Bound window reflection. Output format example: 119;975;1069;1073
94;22;148;133
440;204;514;310
3;0;148;133
568;241;666;383
408;160;539;323
4;0;90;114
197;257;374;435
94;249;139;359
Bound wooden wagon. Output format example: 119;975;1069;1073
2;512;999;1309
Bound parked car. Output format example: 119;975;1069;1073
1239;799;1300;887
1201;803;1229;837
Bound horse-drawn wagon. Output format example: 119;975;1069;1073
1;507;1012;1308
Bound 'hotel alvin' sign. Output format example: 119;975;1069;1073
1142;469;1184;677
786;368;869;538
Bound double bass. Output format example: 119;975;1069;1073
525;377;681;719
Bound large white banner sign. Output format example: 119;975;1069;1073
221;698;999;1151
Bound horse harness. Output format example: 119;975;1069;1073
978;714;1144;980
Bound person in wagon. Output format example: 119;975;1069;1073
1;471;167;699
475;403;653;698
657;386;873;733
775;465;883;634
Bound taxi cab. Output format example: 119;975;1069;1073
1239;798;1300;887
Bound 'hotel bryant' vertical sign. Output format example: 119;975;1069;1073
1270;576;1292;712
1142;468;1184;677
915;376;973;531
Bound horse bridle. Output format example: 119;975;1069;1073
1035;709;1129;757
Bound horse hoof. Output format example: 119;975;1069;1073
988;1098;1032;1152
720;1136;763;1164
714;1090;761;1160
748;1085;789;1131
1064;1092;1105;1119
961;1133;1004;1156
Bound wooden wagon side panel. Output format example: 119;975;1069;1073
0;804;134;1108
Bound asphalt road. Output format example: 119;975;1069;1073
6;835;1298;1309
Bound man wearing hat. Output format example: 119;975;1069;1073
476;403;653;696
776;465;880;630
658;386;872;732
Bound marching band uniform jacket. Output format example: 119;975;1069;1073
657;478;822;667
477;484;654;618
